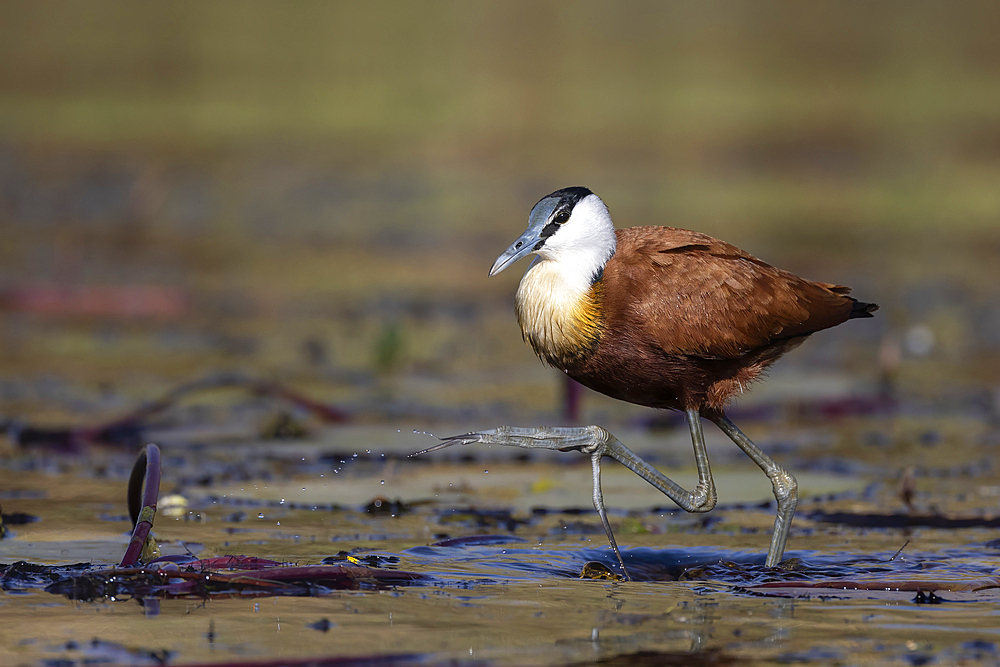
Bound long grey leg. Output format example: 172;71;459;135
412;414;720;580
709;414;797;567
589;449;629;578
684;408;718;514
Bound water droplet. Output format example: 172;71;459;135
258;513;264;519
380;480;385;485
484;469;489;474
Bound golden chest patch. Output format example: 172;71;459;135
514;262;604;368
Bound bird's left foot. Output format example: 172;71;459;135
409;425;615;457
412;425;632;579
411;424;717;582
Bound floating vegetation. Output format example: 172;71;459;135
2;443;425;603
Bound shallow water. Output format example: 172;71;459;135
3;414;1000;666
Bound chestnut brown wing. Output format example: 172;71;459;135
605;227;857;359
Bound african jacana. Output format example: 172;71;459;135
416;186;877;580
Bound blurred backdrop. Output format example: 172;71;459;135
1;1;999;428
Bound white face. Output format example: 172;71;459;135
535;193;616;266
490;189;617;280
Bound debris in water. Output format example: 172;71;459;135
580;561;624;581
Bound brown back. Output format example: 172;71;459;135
602;227;859;360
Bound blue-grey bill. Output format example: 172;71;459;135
489;229;542;276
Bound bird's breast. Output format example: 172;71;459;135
514;260;604;369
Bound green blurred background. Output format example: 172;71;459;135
2;1;999;425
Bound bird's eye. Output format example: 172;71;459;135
554;210;570;224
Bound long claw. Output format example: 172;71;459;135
410;426;608;459
410;427;633;580
408;432;486;457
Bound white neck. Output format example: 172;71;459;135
513;193;615;363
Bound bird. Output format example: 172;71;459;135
414;186;877;580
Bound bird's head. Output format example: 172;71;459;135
490;187;617;278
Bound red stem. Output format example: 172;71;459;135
119;443;161;567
